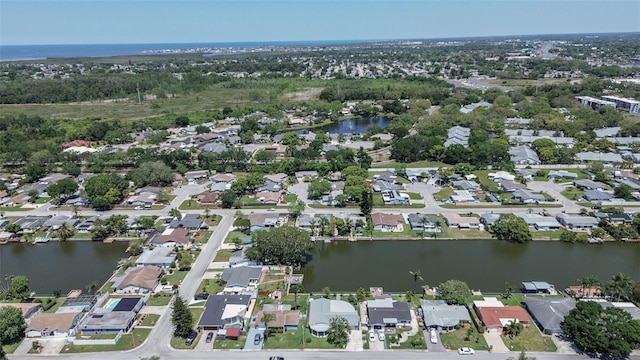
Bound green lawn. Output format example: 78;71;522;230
439;327;489;351
406;192;422;200
198;278;223;294
224;231;246;243
1;339;22;354
474;170;500;193
43;297;66;313
139;314;160;327
501;326;557;352
263;324;339;349
165;270;188;287
0;206;30;211
213;336;245;349
61;328;151;353
560;187;584;202
170;308;205;349
146;294;172;306
179;200;217;210
387;331;427;350
532;230;563;240
193;230;213;243
213;248;236;262
283;194;298;203
433;188;453;201
371;225;416;238
441;227;491;240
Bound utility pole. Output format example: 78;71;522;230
136;83;142;105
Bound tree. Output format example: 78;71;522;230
577;275;601;298
261;312;276;334
308;178;332;200
614;184;634;200
0;306;26;343
84;173;128;210
219;189;237;209
246;226;313;267
490;214;532;243
0;341;6;360
129;238;144;256
322;287;331;298
503;282;514;299
289;200;305;220
561;301;640;357
11;276;30;301
175;115;190;127
606;272;634;302
171;297;194;338
436;279;471;305
178;254;192;270
517;351;536;360
5;224;21;235
55;223;76;241
127;161;174;187
409;269;423;294
357;287;367;303
27;189;39;203
326;316;350;348
503;320;524;338
359;189;373;216
231;236;243;251
168;208;182;220
356;147;372;169
46;178;78;203
290;284;304;310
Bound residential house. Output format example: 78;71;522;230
65;197;90;207
548;170;578;180
450;190;479;204
264;173;288;184
524;297;575;335
516;214;562;230
452;180;480;192
126;191;156;208
209;182;228;193
135;247;176;268
573;179;607;191
297;214;320;231
13;216;47;232
584;300;640;320
75;216;98;233
512;189;546;204
555;214;599;230
79;297;143;334
295;171;319;181
198;295;252;330
254;305;300;331
473;297;530;333
248;213;282;231
113;266;161;294
522;281;555;294
381;190;410;205
367;298;412;329
25;312;84;338
255;192;282;205
42;215;80;231
442;213;481;230
372;180;402;192
184;170;209;183
376;171;399;184
228;246;259;268
200;143;227;154
574;152;623;164
0;303;41;323
370;213;404;232
498;180;526;192
256;181;281;193
198;192;219;205
263;145;287;156
583;190;613;202
509;145;541;165
488;171;516;182
420;300;471;331
460;101;492;114
607;213;634;224
308;298;359;337
152;228;190;248
169;214;205;230
444;126;470;147
480;213;501;226
594;127;621;138
515;169;537;181
407;214;441;232
211;173;237;184
220;266;263;293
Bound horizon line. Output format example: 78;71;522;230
3;31;639;47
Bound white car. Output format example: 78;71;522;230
368;330;376;342
378;331;385;341
457;347;475;355
430;329;438;344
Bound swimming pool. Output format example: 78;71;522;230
104;298;121;309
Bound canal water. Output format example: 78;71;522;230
0;241;128;295
319;116;391;134
300;240;640;293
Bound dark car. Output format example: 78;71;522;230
206;332;214;343
254;333;262;345
268;357;284;360
194;293;209;301
185;330;197;346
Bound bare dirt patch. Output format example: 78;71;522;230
284;87;323;101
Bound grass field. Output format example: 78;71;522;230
213;248;236;262
439;328;489;351
501;326;557;352
60;328;151;353
139;314;160;327
146;294;172;306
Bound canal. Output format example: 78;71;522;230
319;116;391;134
0;241;128;295
300;240;640;293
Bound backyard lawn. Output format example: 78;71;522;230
501;326;557;352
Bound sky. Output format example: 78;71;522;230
1;0;639;45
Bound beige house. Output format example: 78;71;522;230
371;213;404;232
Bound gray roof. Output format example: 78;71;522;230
573;179;607;190
79;308;137;332
367;299;411;325
308;298;359;332
200;143;227;153
210;182;228;192
198;295;252;328
548;170;578;179
583;190;613;201
594;127;621;138
575;152;623;163
480;213;501;226
452;180;480;191
512;189;546;202
407;214;440;228
524;297;575;334
555;214;599;227
136;247;175;266
169;213;204;229
509;145;540;164
221;266;262;287
297;214;319;227
420;300;471;328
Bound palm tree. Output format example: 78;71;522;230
409;269;424;294
71;205;79;219
503;282;514;300
503;320;523;338
86;281;99;295
606;273;634;302
290;284;304;310
56;223;76;241
577;275;600;298
203;208;211;219
261;312;276;335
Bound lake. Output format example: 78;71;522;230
0;241;128;295
319;116;391;134
300;240;640;293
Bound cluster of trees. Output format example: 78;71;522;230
246;226;313;267
489;214;532;243
436;279;472;305
0;276;31;301
0;306;26;347
84;173;129;210
89;214;129;241
319;77;452;103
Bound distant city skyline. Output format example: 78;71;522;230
1;0;639;46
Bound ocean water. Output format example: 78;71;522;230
0;40;362;61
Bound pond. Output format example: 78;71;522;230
318;116;391;134
300;240;640;293
0;241;128;295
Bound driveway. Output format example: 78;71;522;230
483;332;509;353
424;329;446;352
527;180;584;214
345;330;365;351
193;330;215;351
243;328;265;350
288;181;309;204
404;182;442;210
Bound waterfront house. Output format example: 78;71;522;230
555;214;599;230
366;298;411;329
254;306;299;331
407;214;441;232
113;265;161;294
26;312;84;338
198;295;252;330
0;303;42;323
169;213;206;230
248;213;282;231
420;300;471;331
607;213;634;224
524;297;575;335
370;213;404;232
79;297;143;335
473;297;530;333
308;298;359;337
522;281;555;294
42;215;80;231
480;213;501;226
516;214;562;230
135;247;176;268
220;266;263;293
442;213;481;230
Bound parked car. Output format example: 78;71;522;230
268;357;284;360
185;330;197;346
368;329;376;342
254;333;262;345
430;329;438;344
457;347;475;355
378;330;385;341
205;332;214;343
194;293;209;300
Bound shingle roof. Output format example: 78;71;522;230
308;298;359;332
198;295;252;328
221;266;262;287
420;300;471;328
524;297;575;334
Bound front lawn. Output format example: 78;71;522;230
146;293;172;306
61;328;151;353
179;200;216;210
433;187;453;201
193;230;213;243
170;308;205;349
198;278;223;294
139;314;160;327
213;249;235;262
165;270;188;287
213;336;245;349
263;324;338;349
387;331;427;350
439;327;489;351
501;325;557;352
560;187;584;202
1;339;22;354
406;192;422;200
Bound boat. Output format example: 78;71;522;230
32;237;49;244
